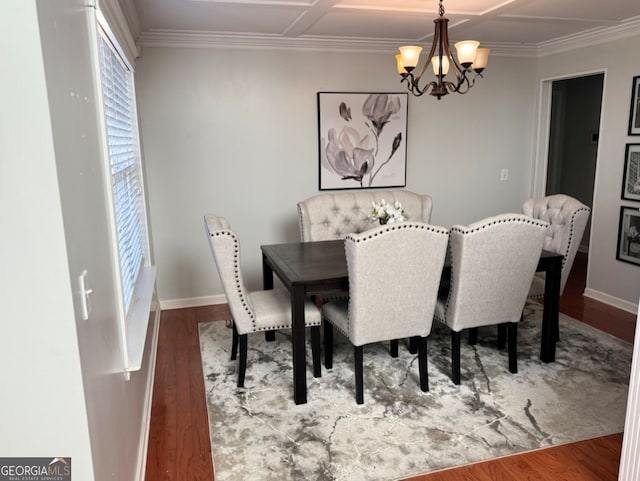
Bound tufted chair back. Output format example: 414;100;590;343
297;190;432;241
522;194;590;296
435;214;549;333
204;214;256;335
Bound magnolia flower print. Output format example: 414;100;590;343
362;94;401;137
321;126;375;185
322;93;404;188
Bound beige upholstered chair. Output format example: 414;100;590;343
204;214;322;387
434;214;549;385
522;194;591;297
322;222;449;404
297;190;432;241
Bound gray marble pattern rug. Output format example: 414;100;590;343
198;302;632;481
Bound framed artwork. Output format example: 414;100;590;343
317;92;407;190
616;206;640;266
622;143;640;201
629;76;640;135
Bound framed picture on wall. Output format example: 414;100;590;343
622;143;640;201
317;92;408;190
616;206;640;266
628;76;640;135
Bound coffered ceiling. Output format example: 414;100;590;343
126;0;640;55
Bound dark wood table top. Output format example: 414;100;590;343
261;240;348;292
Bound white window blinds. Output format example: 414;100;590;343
97;29;147;315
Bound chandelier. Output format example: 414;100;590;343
395;0;490;99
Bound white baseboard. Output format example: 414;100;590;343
583;288;639;314
159;294;227;310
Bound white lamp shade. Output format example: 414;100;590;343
395;54;407;74
399;46;423;69
472;48;490;70
431;55;450;75
454;40;480;65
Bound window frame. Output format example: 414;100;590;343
94;10;156;374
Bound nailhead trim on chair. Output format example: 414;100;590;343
560;207;590;273
525;199;591;299
346;221;449;242
212;230;258;331
436;216;549;322
211;228;314;332
343;222;450;337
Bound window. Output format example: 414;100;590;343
96;14;156;373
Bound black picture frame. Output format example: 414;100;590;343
616;206;640;266
628;76;640;136
317;92;408;190
622;143;640;201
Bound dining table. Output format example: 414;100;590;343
261;239;563;405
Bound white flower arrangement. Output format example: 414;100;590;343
370;199;406;225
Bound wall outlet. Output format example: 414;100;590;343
500;169;509;181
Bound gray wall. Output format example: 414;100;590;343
0;2;158;480
136;48;539;305
137;36;640;311
535;35;640;310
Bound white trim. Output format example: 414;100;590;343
96;0;141;62
159;294;228;311
538;17;640;57
125;266;157;372
132;306;161;481
619;302;640;481
530;69;607;198
134;18;640;56
583;288;639;314
136;30;537;57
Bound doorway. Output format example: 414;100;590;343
545;73;604;252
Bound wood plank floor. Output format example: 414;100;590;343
144;252;637;481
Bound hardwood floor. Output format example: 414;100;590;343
144;253;636;481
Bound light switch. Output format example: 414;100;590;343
500;169;509;181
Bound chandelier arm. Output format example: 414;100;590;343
440;17;464;81
413;18;442;87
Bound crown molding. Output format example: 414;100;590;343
537;17;640;57
136;17;640;59
137;30;537;57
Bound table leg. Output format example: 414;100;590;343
540;257;561;363
291;285;307;404
262;255;274;290
262;255;276;342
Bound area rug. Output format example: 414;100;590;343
198;302;632;481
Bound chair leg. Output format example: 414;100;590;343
265;331;275;342
390;339;399;358
508;321;519;374
451;331;461;385
354;345;364;404
408;336;418;354
311;326;321;378
237;334;248;387
497;323;507;350
230;322;239;361
468;327;478;345
323;320;333;369
417;336;429;392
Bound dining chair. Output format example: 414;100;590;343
204;214;322;387
522;194;590;298
322;222;449;404
434;214;549;385
522;194;590;344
